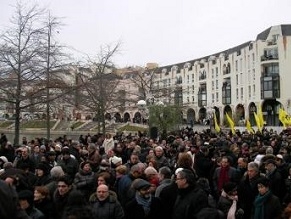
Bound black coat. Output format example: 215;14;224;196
172;185;208;219
237;173;265;219
125;195;165;219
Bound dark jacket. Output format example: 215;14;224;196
90;193;124;219
73;169;95;199
237;173;265;219
125;195;165;219
252;192;282;219
172;185;208;219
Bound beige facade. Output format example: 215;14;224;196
151;24;291;126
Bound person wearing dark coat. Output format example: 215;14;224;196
53;175;75;219
125;178;165;219
264;158;286;202
18;189;45;219
34;162;52;187
34;186;54;219
237;162;265;219
73;161;96;199
172;169;208;219
62;190;93;219
194;146;214;180
90;184;124;219
252;177;282;219
57;147;79;180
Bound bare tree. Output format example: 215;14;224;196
0;2;69;144
74;43;122;134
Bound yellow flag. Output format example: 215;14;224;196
225;112;235;134
258;106;265;128
246;119;254;134
254;112;262;132
279;108;287;128
214;113;221;133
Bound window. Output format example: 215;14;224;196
216;92;219;102
192;96;195;103
212;69;214;79
216;67;219;77
192;74;194;82
212;81;215;91
236;75;239;85
212;93;215;104
248;86;251;98
241;88;243;100
236;88;239;100
216;80;218;89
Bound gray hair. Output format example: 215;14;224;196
248;162;259;172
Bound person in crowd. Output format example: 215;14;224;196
236;157;248;180
196;177;216;208
194;145;214;181
125;178;165;219
154;146;169;170
117;163;145;207
34;186;54;219
70;141;81;163
57;147;79;180
53;175;75;219
18;189;45;219
87;143;102;172
144;166;159;194
252;177;281;219
172;169;208;219
217;182;244;219
155;166;172;197
62;190;93;219
46;150;58;170
102;133;115;154
46;165;65;197
16;146;36;173
0;179;21;219
213;156;238;198
264;158;285;202
34;162;52;187
90;184;124;219
124;152;140;171
74;161;96;199
237;161;265;219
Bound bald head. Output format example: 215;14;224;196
96;184;109;201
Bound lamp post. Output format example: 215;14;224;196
137;100;149;124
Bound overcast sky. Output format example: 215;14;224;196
1;0;291;68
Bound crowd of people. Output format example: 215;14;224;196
1;127;291;219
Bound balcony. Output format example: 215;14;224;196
261;54;279;62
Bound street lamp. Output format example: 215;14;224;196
137;100;149;124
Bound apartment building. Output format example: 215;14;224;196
151;24;291;126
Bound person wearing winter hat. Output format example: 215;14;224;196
110;156;122;167
73;161;95;200
0;156;8;173
18;189;44;219
34;162;52;187
252;177;282;219
125;178;165;219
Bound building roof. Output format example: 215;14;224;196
256;24;291;40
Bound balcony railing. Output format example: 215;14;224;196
261;54;278;62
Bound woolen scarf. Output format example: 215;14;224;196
218;166;230;191
253;190;272;219
135;192;152;216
